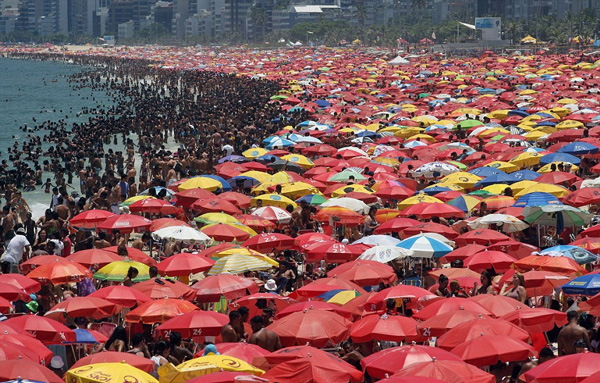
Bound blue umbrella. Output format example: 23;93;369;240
474;173;516;188
557;141;599;155
227;176;260;189
513;192;562;207
562;274;600;296
356;131;380;138
316;289;347;300
255;154;280;163
66;329;105;344
511;169;541;181
535;121;556;127
469;167;507;177
218;155;247;164
315;99;331;108
396;234;453;258
508;109;529;117
540;245;599;265
540;152;581;166
201;175;232;192
266;138;295;149
420;186;454;196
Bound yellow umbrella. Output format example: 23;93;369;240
394;127;425;138
372;156;401;167
331;184;374;198
68;363;158;383
327;290;361;305
242;148;268;159
178;177;222;192
158;355;264;383
94;260;150;282
486;110;510;119
550;107;572;118
515;183;570;198
251;181;279;195
556;120;584;130
450;108;482;117
251;193;297;209
407;133;435;143
538;162;580;173
510;152;543;167
479;128;509;137
557;98;578;105
122;195;155;206
280;154;315;169
216;248;279;266
239;171;272;183
279;182;320;199
482;184;512;195
398;194;443;210
510;180;540;194
483;161;520;173
524;130;548;141
194;212;239;225
438;172;482;189
270;171;298;184
207;254;275;275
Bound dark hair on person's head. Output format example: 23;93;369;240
105;326;127;350
438;274;448;282
250;316;265;326
149;266;158;278
567;310;579;321
539;347;554;359
386;299;396;310
154;340;168;355
169;331;182;349
126;267;138;279
238;306;249;316
229;310;240;321
131;333;145;347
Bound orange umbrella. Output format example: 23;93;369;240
125;298;198;324
375;208;401;223
150;218;191;232
570;237;600;254
26;258;92;284
513;255;587;276
428;268;482;280
70;351;155;373
480;196;516;210
267;310;351;348
65;249;123;269
20;255;64;274
132;277;197;300
45;297;118;321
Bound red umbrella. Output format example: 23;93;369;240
0;338;43;363
236;215;276;232
192;197;242;215
375;186;413;201
26;258;92;284
293;232;331;246
401;202;465;219
267;310;351;347
416;310;488;338
0;333;53;365
174;188;215;208
455;229;511;246
256;345;348;369
262;355;363;383
20;255;64;274
365;284;432;311
523;351;600;383
350;313;422;343
230;293;296;319
0;297;12;314
392;359;495;383
187;372;267;383
69;209;115;229
65;248;123;269
70;351;155;373
129;198;182;215
157;253;214;276
571;237;600;254
0;359;64;383
536;172;581;186
327;260;397;286
203;342;269;364
0;322;27;336
89;285;152;307
155;310;228;338
450;334;536;366
513;255;586;276
104;246;157;266
45;296;117;320
501;307;567;333
5;315;76;344
220;192;252;209
428;268;482;281
125;298;199;324
374;377;447;383
467;294;526;317
413;297;492;321
294;278;366;298
0;282;30;302
436;316;530;351
96;214;152;233
563;187;600;207
275;302;352;320
192;274;258;303
243;233;295;252
402;222;459;239
442;244;487;262
201;223;250;242
132;277;196;300
463;250;516;272
149;218;191;232
0;274;40;294
361;344;463;380
305;242;363;263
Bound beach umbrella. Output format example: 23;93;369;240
523;351;600;383
357;245;414;263
69;209;115;229
67;362;158;383
0;274;40;294
236;215;276;232
314;206;363;224
413;297;492;321
150;218;191;232
0;282;31;302
571;237;600;254
5;315;76;344
455;229;510;246
0;359;64;383
468;213;528;232
262;355;362;383
468;294;527;317
327;260;397;286
442;244;487;262
364;284;437;312
557;141;599;155
501;307;567;333
156;253;214;276
94;260;150;282
27;258;92;284
125;298;198;324
70;352;155;373
350;313;421;343
205;343;269;365
275;302;352;320
219;191;252;209
200;223;251;242
207;254;275;275
415;310;489;338
320;197;370;214
391;359;495;383
192;197;241;215
396;234;453;258
251;194;298;209
450;334;536;367
186;372;268;383
230;293;295;320
89;285;152;307
242;233;295;251
436;316;530;351
397;194;443;210
373;218;421;235
305;242;363;263
563;188;600;207
353;235;401;246
401;202;465;219
524;204;591;229
513;192;562;207
159;355;264;383
65;249;123;269
463;250;516;272
219;155;249;163
153;226;211;243
128;198;181;215
267;309;351;347
0;333;53;364
361;344;462;380
513;255;586;275
562;274;600;296
446;195;481;213
155;310;228;339
401;221;459;239
411;162;460;178
105;245;157;266
540;245;599;265
131;277;196;300
96;214;152;233
192;274;258;303
45;297;117;321
251;206;292;223
540;152;581;166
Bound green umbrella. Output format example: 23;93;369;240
418;93;431;99
469;190;497;198
456;119;484;129
270;95;288;100
329;170;367;182
445;160;467;170
523;205;591;227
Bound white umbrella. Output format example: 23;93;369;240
411;162;460;178
153;226;211;243
358;246;414;263
396;234;454;258
321;197;370;214
251;206;292;224
468;214;529;233
295;136;323;144
353;235;401;246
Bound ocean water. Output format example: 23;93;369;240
0;56;113;219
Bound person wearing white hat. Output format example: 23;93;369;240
49;355;64;376
264;279;278;294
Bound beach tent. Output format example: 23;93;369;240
388;56;410;66
521;35;537;44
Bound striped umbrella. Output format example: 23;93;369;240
396;234;453;258
207;254;275;275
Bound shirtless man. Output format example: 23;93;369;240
518;348;555;377
248;315;281;352
221;311;241;343
55;197;72;226
558;311;591;355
